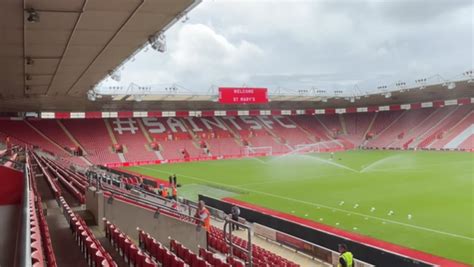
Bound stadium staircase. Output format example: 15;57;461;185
135;118;165;160
57;120;86;151
429;109;473;149
26;120;90;166
458;135;474;149
29;151;114;267
28;120;75;152
362;112;378;141
339;114;348;135
216;117;246;146
291;116;331;141
187;117;244;157
316;114;342;137
110;118;158;162
286;117;318;143
265;117;314;149
62;119;120;165
0;120;65;156
252;116;292;153
340;113;374;147
388;108;437;148
56;120;92;166
391;108;444;148
365;110;407;148
2;107;473;168
409;106;459;148
444;124;474;149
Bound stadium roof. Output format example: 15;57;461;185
0;0;200;111
0;0;472;113
0;80;472;113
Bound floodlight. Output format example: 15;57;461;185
26;57;34;65
447;82;456;90
109;70;121;82
149;32;166;53
26;8;40;23
87;90;97;101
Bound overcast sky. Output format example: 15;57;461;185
105;0;473;95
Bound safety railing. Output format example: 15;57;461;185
223;217;253;267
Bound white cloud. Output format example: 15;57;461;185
110;0;473;94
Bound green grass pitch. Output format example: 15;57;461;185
123;150;474;264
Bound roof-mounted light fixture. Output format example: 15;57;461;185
149;32;166;53
181;12;189;23
87;90;97;101
463;70;473;83
108;70;121;82
26;8;40;23
26;57;34;65
415;78;427;89
446;82;456;90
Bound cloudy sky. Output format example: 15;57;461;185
106;0;473;95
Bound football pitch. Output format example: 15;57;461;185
123;150;474;264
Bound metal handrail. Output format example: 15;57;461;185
100;183;203;225
223;216;252;267
15;159;31;267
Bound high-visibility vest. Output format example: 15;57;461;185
162;188;168;198
338;252;354;267
172;187;177;197
199;208;211;232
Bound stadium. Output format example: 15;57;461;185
0;1;472;267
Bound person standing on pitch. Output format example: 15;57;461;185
231;205;240;230
168;175;173;186
338;243;353;267
173;174;177;186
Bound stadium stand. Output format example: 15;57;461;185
0;120;65;156
61;119;121;165
104;219;158;267
208;226;300;267
1;105;473;169
109;118;159;162
429;110;474;149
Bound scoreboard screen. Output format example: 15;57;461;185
218;87;268;104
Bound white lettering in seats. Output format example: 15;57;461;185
274;115;296;128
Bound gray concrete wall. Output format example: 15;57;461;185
85;187;99;222
86;188;206;253
0;205;20;267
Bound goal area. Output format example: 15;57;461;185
243;146;273;157
293;140;343;154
